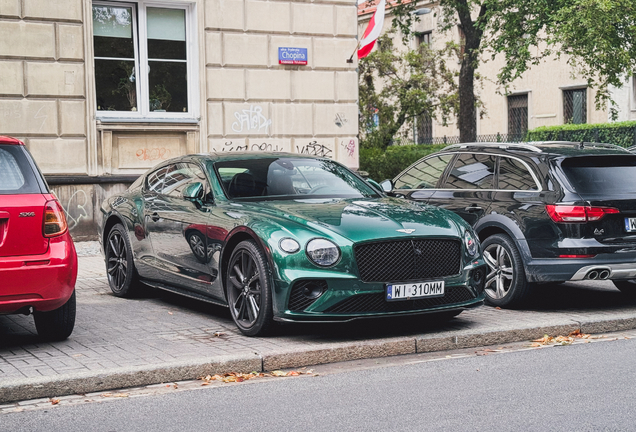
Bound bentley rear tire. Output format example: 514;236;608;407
226;240;274;336
106;223;141;298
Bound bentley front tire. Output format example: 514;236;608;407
226;240;274;336
106;223;141;298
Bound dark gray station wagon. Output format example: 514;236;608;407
383;142;636;307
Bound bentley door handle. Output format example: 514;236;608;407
465;206;483;212
150;212;160;222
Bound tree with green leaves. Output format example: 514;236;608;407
359;31;458;149
385;0;636;143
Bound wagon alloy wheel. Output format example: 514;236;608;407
480;233;532;308
105;223;140;297
226;240;273;336
483;244;513;300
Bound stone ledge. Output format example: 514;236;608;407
0;353;262;404
262;337;416;371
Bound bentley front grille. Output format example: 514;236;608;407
354;239;462;283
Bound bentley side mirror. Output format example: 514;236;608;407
183;182;204;202
380;179;393;192
366;178;383;192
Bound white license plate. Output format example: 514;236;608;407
386;281;445;301
625;217;636;232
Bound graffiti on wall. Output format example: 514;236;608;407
250;142;284;152
136;148;171;161
334;113;348;128
231;105;272;133
340;139;356;158
296;141;333;158
213;141;284;152
65;189;89;231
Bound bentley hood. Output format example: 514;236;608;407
236;197;466;244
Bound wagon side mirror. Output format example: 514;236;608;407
380;179;393;192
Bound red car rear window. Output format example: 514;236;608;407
0;144;42;194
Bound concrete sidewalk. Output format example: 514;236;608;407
2;245;636;404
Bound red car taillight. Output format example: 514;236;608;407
43;200;68;237
546;205;619;223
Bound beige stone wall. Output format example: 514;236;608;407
205;0;360;167
0;0;89;174
0;0;360;179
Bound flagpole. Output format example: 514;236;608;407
346;39;361;63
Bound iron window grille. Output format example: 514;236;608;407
507;94;528;141
563;88;587;124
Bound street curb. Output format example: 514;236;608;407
415;323;582;353
262;337;417;371
3;315;636;404
0;353;261;405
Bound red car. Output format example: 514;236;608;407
0;136;77;340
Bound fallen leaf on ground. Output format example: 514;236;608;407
495;307;501;310
530;331;597;347
50;398;60;405
198;370;313;384
101;393;129;398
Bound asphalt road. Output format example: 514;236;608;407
3;335;636;431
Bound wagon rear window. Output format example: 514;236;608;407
561;155;636;194
0;145;41;195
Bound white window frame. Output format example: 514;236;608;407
93;0;199;122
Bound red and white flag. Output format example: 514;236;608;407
358;0;386;59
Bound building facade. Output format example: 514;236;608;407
0;0;359;239
358;1;635;144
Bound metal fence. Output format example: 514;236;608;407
395;127;636;148
394;132;526;146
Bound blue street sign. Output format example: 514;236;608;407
278;47;308;65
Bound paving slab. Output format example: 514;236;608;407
2;243;636;403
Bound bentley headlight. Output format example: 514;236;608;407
306;238;341;266
464;230;478;257
279;238;300;254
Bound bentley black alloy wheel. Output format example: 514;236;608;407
226;240;273;336
106;223;140;297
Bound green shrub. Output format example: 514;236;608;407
527;121;636;148
360;144;448;182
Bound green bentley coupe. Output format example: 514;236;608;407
99;153;486;336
